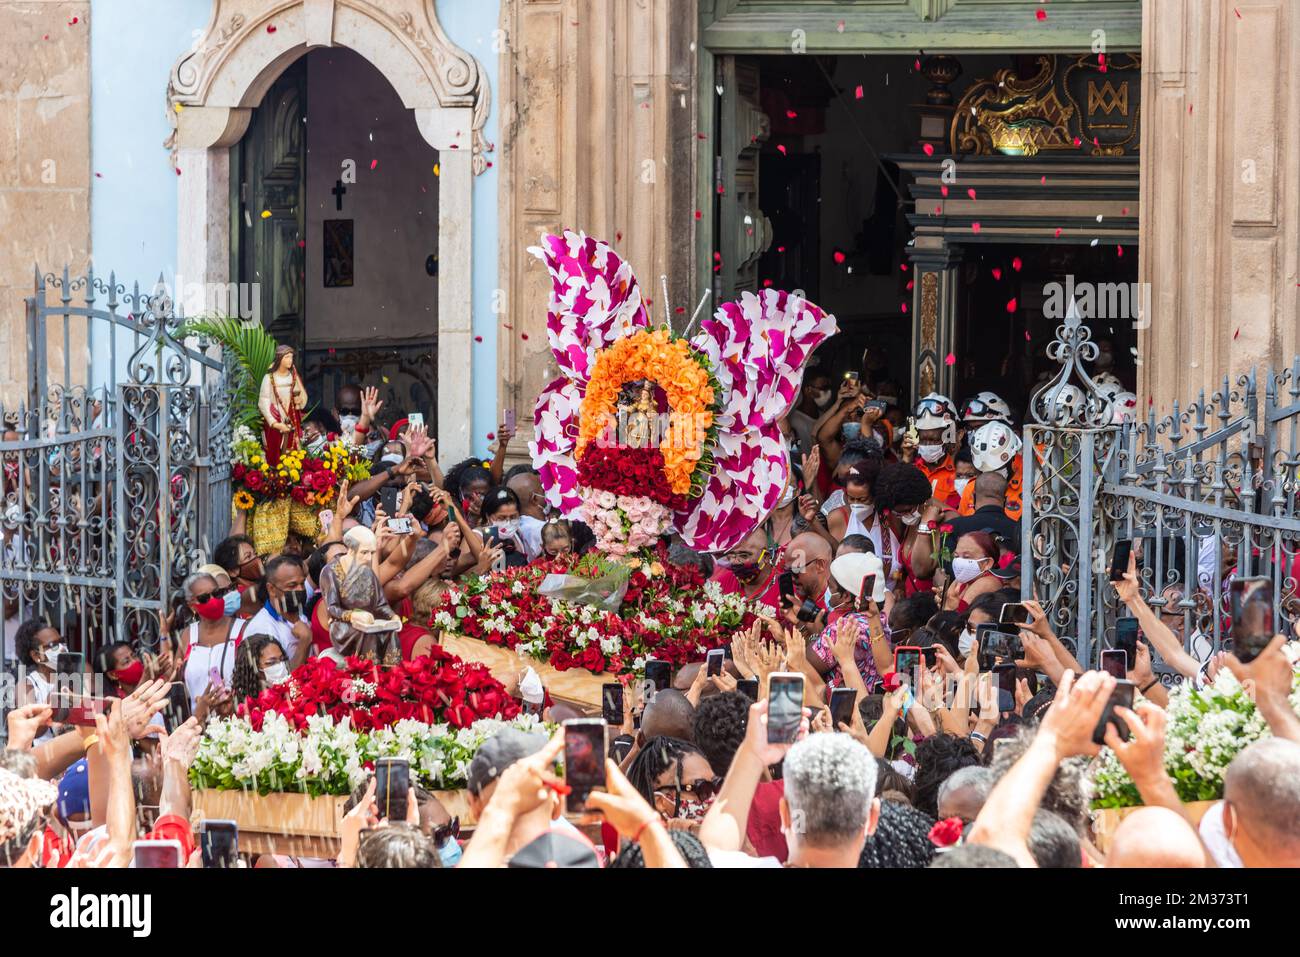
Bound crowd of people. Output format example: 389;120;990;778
2;359;1298;872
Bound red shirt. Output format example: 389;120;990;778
747;780;789;862
712;566;782;614
148;813;195;861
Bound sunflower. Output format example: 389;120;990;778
233;490;255;510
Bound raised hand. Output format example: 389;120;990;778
6;703;53;752
360;386;384;425
1103;700;1169;787
1037;670;1115;760
122;678;172;739
800;446;821;488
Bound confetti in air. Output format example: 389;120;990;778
1035;8;1047;21
1011;257;1022;272
967;188;977;200
777;144;787;155
260;210;272;219
267;24;277;33
1006;298;1018;313
832;250;846;264
855;85;864;100
944;353;956;366
922;143;934;156
370;160;378;170
992;268;1002;280
971;222;981;234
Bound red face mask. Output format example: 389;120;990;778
194;597;225;621
112;660;145;687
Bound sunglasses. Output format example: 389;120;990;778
337;406;362;417
191;585;234;605
433;817;460;847
657;777;725;804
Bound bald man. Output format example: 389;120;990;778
1106;807;1207;868
943;471;1020;558
784;531;834;617
1219;738;1300;867
641;689;695;742
507;471;547;560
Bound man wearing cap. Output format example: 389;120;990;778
464;728;600;867
804;551;891;698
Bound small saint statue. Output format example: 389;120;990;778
259;344;308;466
622;380;657;449
319;526;401;665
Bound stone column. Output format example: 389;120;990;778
497;0;697;464
1140;0;1300;410
435;146;474;463
907;241;963;402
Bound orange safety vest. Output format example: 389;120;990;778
957;453;1023;521
919;455;959;509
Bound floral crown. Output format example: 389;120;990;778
527;230;837;553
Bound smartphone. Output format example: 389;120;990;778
856;574;877;613
706;648;725;678
864;399;887;414
407;412;424;430
1114;616;1139;668
504;408;516;432
563;718;608;814
379;485;400;517
766;673;805;744
601;682;623;724
999;602;1030;626
199;819;239;869
387;516;413;535
132;839;183;869
644;659;672;694
844;371;860;383
1109;538;1133;582
921;645;939;669
1092;679;1136;745
1230;577;1274;663
208;665;226;691
796;598;820;624
374;757;411;822
52;652;84;723
778;570;796;608
1099;649;1128;679
736;678;759;701
280;590;307;618
994;664;1018;713
63;696;110;727
829;687;857;730
976;623;1023;669
894;646;922;682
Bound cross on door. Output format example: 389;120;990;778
332;179;347;211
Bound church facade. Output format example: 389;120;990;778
2;0;1298;461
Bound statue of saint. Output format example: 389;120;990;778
259;344;308;466
319;526;401;665
623;380;657;449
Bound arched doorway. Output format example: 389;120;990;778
165;0;491;460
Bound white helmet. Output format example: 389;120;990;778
970;421;1022;472
1093;372;1124;391
914;392;958;443
1110;391;1139;424
1037;383;1085;425
962;391;1012;425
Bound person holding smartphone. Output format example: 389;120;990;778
246;555;316;671
13;619;68;742
477;487;533;565
178;571;248;713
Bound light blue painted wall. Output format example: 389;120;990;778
89;0;502;456
436;0;501;460
90;0;210;290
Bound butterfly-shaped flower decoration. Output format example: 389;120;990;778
528;230;837;553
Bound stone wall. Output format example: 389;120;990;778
1139;0;1299;410
496;0;697;457
0;1;91;407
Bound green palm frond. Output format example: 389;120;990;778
181;316;278;428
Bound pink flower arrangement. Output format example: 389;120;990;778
578;491;672;555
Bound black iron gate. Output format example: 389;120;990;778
1;267;231;668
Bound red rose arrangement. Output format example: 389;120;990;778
432;542;761;675
576;446;692;512
241;647;519;733
928;816;965;848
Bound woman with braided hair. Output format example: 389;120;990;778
229;634;289;707
625;736;720;829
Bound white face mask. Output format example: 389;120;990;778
43;644;66;667
339;414;360;435
262;662;290;686
809;389;832;409
951;556;988;583
918;444;947;464
497;519;520;536
777;483;796;509
958;627;976;656
897;511;922;527
849;503;874;520
953;477;971;497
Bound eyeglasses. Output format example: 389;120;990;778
433;817;460;847
337;406;362;417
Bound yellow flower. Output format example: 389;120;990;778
648;562;665;577
233;490;255;510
